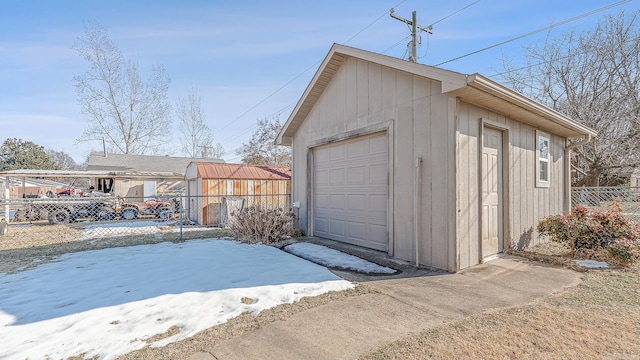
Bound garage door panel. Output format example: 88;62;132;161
316;149;329;163
329;194;345;209
369;224;388;245
315;194;329;208
329;169;345;186
369;134;387;154
313;133;388;251
315;170;328;186
347;140;367;158
315;217;328;233
348;222;366;240
347;166;366;185
347;194;366;211
369;164;387;184
369;194;387;210
329;219;345;236
330;146;345;161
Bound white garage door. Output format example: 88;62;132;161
313;133;388;251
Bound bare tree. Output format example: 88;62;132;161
176;87;223;158
236;117;291;166
45;149;83;170
73;21;172;155
210;143;225;159
500;11;640;186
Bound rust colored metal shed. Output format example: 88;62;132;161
185;162;291;226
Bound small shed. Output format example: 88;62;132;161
185;163;291;226
276;44;597;272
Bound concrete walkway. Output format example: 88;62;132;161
187;248;582;360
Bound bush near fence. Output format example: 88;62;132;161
572;187;640;224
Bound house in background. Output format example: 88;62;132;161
185;162;291;226
0;177;67;199
276;44;597;272
87;152;224;198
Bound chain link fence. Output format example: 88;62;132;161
571;186;640;222
0;194;291;261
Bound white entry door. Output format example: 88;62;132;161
313;133;388;251
481;127;503;258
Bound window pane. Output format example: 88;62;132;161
538;137;549;160
539;161;548;182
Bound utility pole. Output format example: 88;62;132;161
390;8;433;62
198;145;211;158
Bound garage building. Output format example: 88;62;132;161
276;44;597;272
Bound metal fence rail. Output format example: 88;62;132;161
0;194;291;255
571;186;640;219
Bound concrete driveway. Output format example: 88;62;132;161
188;239;582;360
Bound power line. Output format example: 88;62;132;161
434;0;631;67
216;62;319;133
430;0;481;27
216;1;407;135
388;1;481;62
218;102;296;150
382;35;412;54
345;0;406;44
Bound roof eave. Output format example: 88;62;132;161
448;74;597;139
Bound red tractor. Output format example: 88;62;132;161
119;198;175;220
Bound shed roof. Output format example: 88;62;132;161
276;43;597;145
187;163;291;180
87;152;224;175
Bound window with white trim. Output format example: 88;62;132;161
536;131;550;188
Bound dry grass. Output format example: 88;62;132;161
10;224;635;360
0;225;234;274
142;325;181;344
362;246;640;360
0;222;85;251
117;285;375;360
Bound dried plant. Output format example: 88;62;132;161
229;206;297;244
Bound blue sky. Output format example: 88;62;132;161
1;0;637;164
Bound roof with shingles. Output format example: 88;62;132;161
87;152;224;176
189;163;291;180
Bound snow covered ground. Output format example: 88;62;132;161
284;242;396;274
0;239;356;359
79;220;213;240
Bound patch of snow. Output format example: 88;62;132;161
79;221;217;240
573;259;610;269
284;242;396;274
0;239;353;359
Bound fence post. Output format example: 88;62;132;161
3;187;9;222
179;193;184;241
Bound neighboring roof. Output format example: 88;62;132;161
87;152;224;175
276;43;597;145
0;177;68;187
187;163;291;181
0;169;184;180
